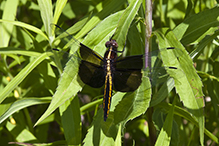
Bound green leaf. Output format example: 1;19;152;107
127;24;145;55
53;16;90;47
53;0;68;25
155;101;175;146
113;0;142;51
0;97;51;124
75;0;126;39
173;6;219;45
154;28;204;146
157;102;219;144
37;0;54;43
6;121;38;142
0;47;41;57
60;96;81;145
190;30;219;60
0;0;19;47
0;52;52;104
150;78;175;107
81;11;123;54
37;61;58;95
83;93;125;145
80;98;102;115
114;124;122;146
0;19;49;40
34;53;82;126
83;110;118;146
57;10;123;54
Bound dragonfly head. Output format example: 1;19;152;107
105;39;118;50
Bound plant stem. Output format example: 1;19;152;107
145;0;152;69
145;0;156;145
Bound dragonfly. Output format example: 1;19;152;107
78;38;143;121
51;25;179;121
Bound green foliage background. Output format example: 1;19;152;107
0;0;219;145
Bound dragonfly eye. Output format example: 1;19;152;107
105;41;111;48
112;41;118;48
110;39;118;48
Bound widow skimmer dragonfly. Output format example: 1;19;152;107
78;38;143;121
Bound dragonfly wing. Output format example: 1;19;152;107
79;43;104;66
113;55;143;92
114;70;142;92
79;60;105;88
115;55;143;69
